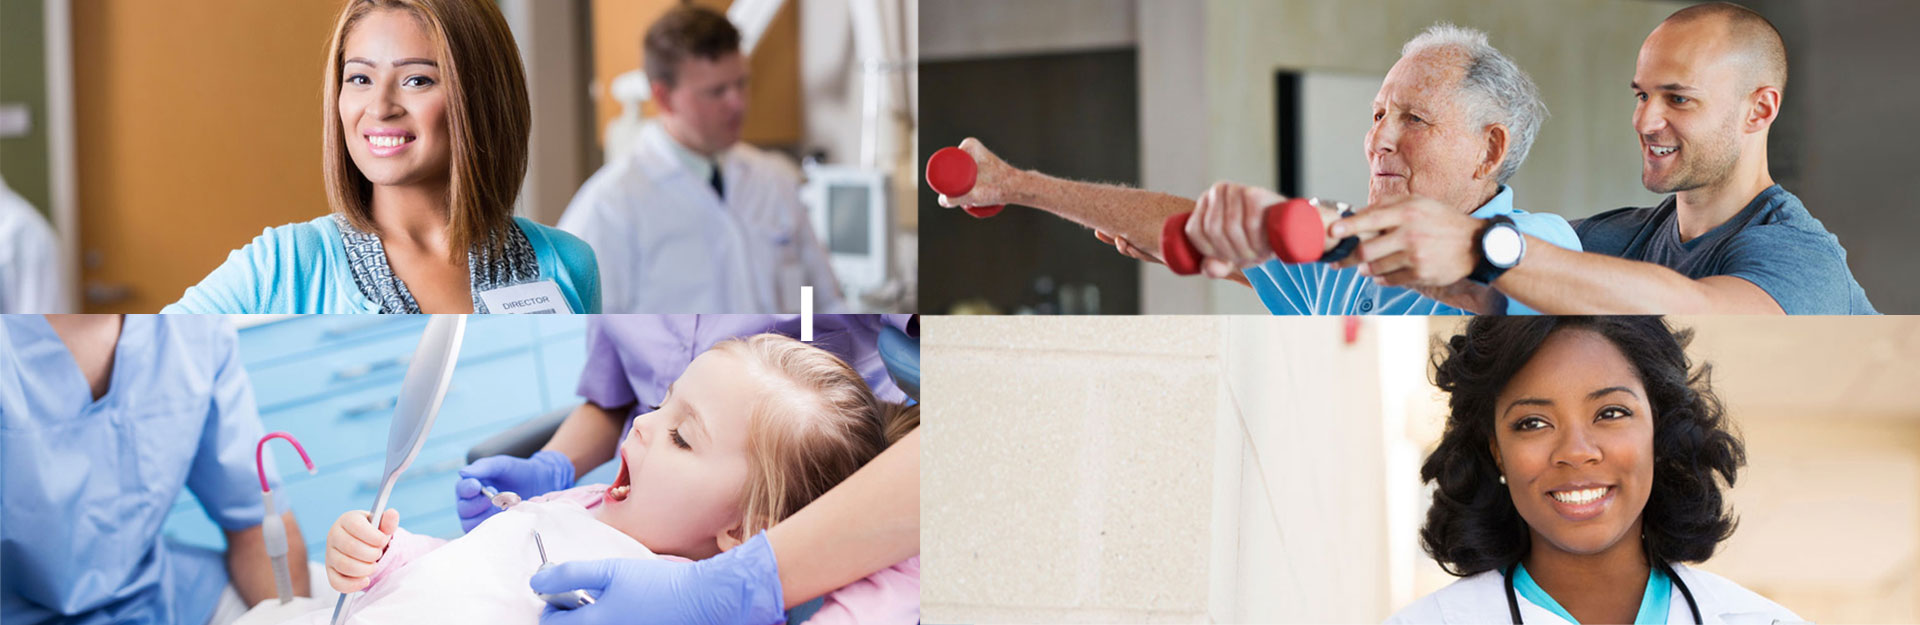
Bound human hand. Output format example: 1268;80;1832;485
531;532;785;625
1330;195;1482;288
456;450;575;532
934;137;1023;211
325;509;399;594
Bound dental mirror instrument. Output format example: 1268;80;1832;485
256;432;316;605
481;484;522;510
329;315;468;625
532;530;597;609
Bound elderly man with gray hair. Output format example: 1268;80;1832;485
936;23;1581;314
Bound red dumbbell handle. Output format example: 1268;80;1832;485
926;147;1004;218
1160;198;1326;276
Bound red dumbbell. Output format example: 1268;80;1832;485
926;147;1004;218
1161;197;1326;275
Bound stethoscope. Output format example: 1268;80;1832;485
1502;560;1702;624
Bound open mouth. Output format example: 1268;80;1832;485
1646;144;1678;158
1545;485;1614;521
606;449;632;502
1551;486;1609;504
364;132;417;156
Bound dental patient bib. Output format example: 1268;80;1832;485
286;500;654;625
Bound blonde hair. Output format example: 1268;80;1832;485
321;0;529;262
715;334;919;538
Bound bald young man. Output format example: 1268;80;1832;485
1332;2;1875;314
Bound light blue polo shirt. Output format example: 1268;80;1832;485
1243;186;1580;315
162;215;600;314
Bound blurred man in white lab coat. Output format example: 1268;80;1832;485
559;4;842;313
0;173;70;313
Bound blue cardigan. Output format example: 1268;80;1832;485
163;215;600;314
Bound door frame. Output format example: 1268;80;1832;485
44;0;77;312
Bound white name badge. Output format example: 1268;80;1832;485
477;280;573;314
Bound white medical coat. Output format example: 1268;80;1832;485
558;123;844;313
1386;563;1806;624
0;175;70;313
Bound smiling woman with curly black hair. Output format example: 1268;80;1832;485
1387;316;1801;625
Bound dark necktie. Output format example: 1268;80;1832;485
709;161;724;200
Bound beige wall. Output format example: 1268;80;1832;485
1216;317;1399;622
922;316;1405;623
923;316;1221;622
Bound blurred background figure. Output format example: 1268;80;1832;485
917;0;1920;315
0;0;917;313
0;172;70;312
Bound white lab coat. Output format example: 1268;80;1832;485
557;122;844;313
0;175;70;313
1387;564;1806;624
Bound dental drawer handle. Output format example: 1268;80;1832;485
353;457;464;494
322;319;404;340
340;396;400;420
333;355;410;382
341;382;459;421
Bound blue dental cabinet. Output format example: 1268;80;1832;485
160;315;620;555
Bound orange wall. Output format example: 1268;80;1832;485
73;0;342;312
590;0;801;150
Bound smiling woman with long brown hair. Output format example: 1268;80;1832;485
164;0;598;314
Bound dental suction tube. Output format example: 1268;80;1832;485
256;432;315;605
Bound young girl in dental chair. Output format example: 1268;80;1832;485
290;335;917;624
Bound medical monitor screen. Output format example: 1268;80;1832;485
828;185;871;256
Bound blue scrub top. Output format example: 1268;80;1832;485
1514;561;1673;624
0;316;285;625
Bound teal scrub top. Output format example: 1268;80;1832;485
1514;562;1673;624
162;215;601;314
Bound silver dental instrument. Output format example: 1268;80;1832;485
329;315;468;625
481;484;523;510
532;530;597;609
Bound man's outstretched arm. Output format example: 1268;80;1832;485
1494;236;1784;314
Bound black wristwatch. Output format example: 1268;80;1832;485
1469;215;1525;285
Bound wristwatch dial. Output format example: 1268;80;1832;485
1484;223;1523;269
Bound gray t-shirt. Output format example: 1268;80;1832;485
1575;185;1876;314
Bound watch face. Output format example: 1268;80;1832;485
1484;224;1523;268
